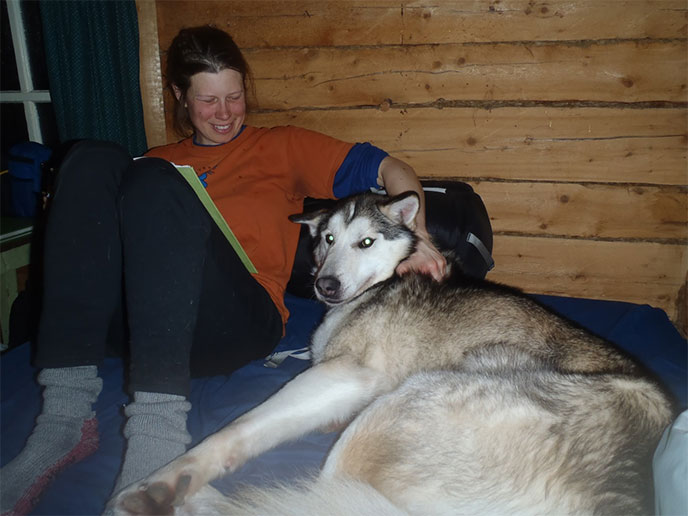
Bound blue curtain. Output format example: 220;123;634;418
39;0;147;156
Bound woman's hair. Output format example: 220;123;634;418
166;26;254;137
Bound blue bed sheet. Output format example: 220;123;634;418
1;293;686;515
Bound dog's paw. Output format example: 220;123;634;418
109;475;192;516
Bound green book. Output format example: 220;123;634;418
174;164;257;274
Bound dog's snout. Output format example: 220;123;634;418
316;276;341;299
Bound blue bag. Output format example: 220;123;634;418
7;142;52;217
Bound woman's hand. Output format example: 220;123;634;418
376;155;448;281
396;230;447;281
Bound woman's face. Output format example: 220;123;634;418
175;69;246;146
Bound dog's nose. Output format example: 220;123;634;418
316;276;340;298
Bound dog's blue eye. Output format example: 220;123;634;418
325;234;335;245
359;237;375;249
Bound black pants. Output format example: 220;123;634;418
35;140;282;397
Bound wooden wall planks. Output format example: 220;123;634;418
247;108;687;185
490;236;686;313
151;1;688;48
138;0;688;331
243;41;687;108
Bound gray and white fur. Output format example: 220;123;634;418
111;191;673;516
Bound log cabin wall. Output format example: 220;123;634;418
137;1;688;333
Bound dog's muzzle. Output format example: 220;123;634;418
315;276;342;304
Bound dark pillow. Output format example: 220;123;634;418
286;181;494;299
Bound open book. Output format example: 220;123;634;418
173;164;257;274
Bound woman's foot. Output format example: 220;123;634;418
112;391;191;494
1;418;99;516
0;366;102;515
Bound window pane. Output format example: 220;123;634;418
37;102;59;148
21;0;49;90
0;103;29;170
1;1;20;91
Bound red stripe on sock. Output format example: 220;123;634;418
5;418;99;516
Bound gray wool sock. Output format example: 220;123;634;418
113;391;192;494
0;366;102;515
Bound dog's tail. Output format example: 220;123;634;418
180;478;408;516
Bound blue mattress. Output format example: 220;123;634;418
1;293;686;515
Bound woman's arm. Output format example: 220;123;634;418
377;156;447;281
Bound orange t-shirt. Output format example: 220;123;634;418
145;125;354;326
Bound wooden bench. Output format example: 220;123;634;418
0;216;33;348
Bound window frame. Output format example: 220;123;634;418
0;0;51;144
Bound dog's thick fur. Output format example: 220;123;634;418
112;192;673;516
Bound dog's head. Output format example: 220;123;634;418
290;192;419;306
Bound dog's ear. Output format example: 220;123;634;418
379;192;420;229
289;210;327;238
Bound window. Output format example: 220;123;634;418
1;0;58;170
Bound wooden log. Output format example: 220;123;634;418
242;40;687;108
154;1;688;49
136;0;166;148
155;1;404;50
402;0;688;44
488;235;687;323
246;107;688;185
475;181;687;242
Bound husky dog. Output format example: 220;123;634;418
112;192;673;516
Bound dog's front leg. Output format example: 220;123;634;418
110;359;391;515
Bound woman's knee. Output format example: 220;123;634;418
49;140;133;208
57;140;131;184
118;157;208;230
118;157;189;206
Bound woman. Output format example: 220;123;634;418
0;26;445;515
